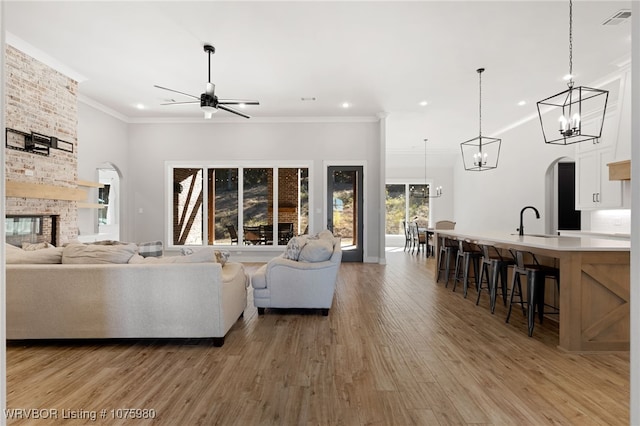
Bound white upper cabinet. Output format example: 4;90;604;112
575;148;622;209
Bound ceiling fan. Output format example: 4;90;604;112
154;44;259;119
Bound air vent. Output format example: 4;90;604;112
602;9;631;26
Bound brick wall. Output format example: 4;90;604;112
4;45;79;244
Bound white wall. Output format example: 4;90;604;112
452;67;632;235
1;1;7;422
77;102;130;240
126;120;382;261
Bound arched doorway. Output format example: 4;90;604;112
544;156;581;235
97;162;122;241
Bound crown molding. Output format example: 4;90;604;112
6;32;87;83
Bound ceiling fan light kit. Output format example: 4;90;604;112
154;44;259;119
537;0;608;145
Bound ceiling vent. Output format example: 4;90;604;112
602;9;631;26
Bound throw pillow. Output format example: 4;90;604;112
62;243;138;264
298;238;333;262
317;229;334;241
283;235;307;261
138;240;164;258
6;246;64;264
214;250;230;266
22;241;54;251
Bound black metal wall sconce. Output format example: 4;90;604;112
5;128;74;156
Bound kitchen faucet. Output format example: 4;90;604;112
518;206;540;236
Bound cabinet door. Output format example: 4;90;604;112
575;152;599;209
575;149;622;210
598;149;622;208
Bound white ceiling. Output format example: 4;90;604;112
4;1;632;157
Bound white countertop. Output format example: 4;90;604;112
435;230;630;252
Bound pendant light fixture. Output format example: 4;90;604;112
537;0;608;145
410;139;443;199
460;68;501;171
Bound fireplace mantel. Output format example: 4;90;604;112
5;180;86;201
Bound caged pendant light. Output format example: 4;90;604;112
537;0;608;145
460;68;501;171
410;139;443;199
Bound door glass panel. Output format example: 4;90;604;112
243;168;272;244
385;184;405;235
173;168;203;245
332;170;357;249
208;168;238;245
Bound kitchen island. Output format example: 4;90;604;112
435;230;630;352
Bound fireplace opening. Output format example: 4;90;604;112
5;215;58;247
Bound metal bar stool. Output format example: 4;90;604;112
452;239;482;298
476;244;515;313
506;250;560;337
437;236;458;286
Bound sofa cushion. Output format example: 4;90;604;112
283;235;308;261
298;237;334;262
317;229;334;241
62;243;138;264
138;240;164;258
6;246;64;264
128;247;217;264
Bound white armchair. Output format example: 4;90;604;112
251;235;342;316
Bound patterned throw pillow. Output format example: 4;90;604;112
214;250;230;266
138;240;164;258
283;236;307;261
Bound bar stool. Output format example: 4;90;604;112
437;236;458;286
452;239;482;298
506;250;560;337
476;244;515;313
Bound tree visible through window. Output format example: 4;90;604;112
171;165;309;246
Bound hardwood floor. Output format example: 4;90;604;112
6;252;629;425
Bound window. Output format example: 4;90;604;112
385;184;405;235
173;168;203;245
170;164;309;247
208;168;238;245
385;183;431;235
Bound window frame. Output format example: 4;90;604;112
384;180;434;236
166;161;313;249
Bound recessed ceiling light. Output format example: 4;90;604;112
517;100;526;106
136;103;145;110
342;102;350;108
419;100;428;106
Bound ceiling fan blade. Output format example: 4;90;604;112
161;101;199;106
217;104;251;119
217;99;260;106
153;85;199;100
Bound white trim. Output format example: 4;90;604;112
129;115;379;125
5;32;87;83
78;95;129;123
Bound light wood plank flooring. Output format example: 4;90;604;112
6;252;629;425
